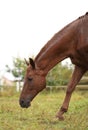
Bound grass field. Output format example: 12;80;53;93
0;89;88;130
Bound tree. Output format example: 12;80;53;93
46;63;73;86
11;57;26;80
5;57;27;91
6;57;27;84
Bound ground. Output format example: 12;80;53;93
0;89;88;130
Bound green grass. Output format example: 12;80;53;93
0;90;88;130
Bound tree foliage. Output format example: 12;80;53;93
46;63;73;86
6;57;27;80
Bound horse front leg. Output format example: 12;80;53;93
56;65;86;120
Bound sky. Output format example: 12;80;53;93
0;0;88;72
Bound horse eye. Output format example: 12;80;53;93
27;77;33;81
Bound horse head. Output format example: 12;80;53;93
19;58;46;108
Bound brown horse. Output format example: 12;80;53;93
19;12;88;120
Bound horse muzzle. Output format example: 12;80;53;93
19;99;31;108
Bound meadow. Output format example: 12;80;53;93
0;88;88;130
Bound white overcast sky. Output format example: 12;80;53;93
0;0;88;71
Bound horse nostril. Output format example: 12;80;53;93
20;99;25;106
21;100;24;105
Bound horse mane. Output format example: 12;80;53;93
78;12;88;19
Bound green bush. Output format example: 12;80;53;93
46;63;72;86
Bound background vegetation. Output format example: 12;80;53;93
6;57;27;81
46;63;73;86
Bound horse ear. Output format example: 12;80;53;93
24;58;29;66
29;58;35;69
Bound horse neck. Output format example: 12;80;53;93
35;21;78;75
35;44;68;75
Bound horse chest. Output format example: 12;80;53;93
70;50;88;69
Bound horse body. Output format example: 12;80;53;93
19;13;88;120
